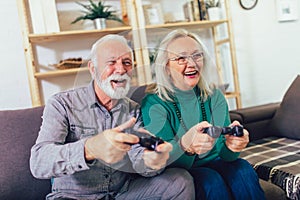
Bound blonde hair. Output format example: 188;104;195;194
151;29;215;102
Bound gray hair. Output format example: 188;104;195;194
152;29;216;102
90;34;133;67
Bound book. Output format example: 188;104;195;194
28;0;60;33
183;1;195;22
42;0;60;33
199;0;208;20
193;0;200;21
28;0;46;33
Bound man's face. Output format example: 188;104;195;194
93;40;133;99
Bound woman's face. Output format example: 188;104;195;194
167;36;204;91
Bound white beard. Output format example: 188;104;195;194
96;73;131;99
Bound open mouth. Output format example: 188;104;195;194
111;79;127;87
184;70;198;77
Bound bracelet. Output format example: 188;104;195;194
180;138;195;156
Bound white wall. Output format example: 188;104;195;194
0;1;299;110
229;1;300;107
0;1;31;109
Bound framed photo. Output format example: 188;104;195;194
276;0;299;22
143;3;164;25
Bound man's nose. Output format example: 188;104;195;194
114;61;127;74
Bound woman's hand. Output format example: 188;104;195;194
225;120;249;152
180;121;215;155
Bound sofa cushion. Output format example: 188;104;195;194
241;136;300;199
270;75;300;139
127;85;147;105
259;179;287;200
0;106;51;200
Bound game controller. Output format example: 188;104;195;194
125;128;164;151
203;125;244;138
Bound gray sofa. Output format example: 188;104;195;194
1;75;299;199
232;75;300;200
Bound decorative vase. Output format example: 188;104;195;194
83;20;95;30
207;7;221;20
94;18;106;29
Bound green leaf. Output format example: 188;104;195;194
71;0;124;24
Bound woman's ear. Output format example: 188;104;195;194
166;65;171;76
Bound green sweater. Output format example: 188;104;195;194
141;87;240;169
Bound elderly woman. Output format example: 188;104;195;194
141;29;265;200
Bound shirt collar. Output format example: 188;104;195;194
87;80;99;108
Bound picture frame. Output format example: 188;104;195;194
276;0;299;22
143;3;164;25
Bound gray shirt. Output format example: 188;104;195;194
30;81;161;200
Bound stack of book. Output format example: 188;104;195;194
183;0;208;22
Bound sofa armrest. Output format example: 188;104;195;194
229;103;280;141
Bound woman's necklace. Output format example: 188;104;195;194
172;97;207;133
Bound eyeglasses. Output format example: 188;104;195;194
168;52;204;65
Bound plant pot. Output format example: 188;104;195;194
83;20;95;30
207;7;221;20
94;18;106;29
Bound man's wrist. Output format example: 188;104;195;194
84;138;96;161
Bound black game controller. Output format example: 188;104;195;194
203;125;244;138
125;129;164;151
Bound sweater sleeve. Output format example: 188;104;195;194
141;94;196;169
210;89;240;161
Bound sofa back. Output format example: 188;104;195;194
0;106;50;200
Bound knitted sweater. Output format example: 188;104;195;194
141;87;240;169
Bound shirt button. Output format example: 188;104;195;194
104;174;109;179
78;165;82;169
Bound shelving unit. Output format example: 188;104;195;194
17;0;241;109
129;0;241;109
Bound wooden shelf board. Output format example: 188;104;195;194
144;20;228;30
216;38;230;46
29;26;132;43
225;92;240;99
35;67;89;78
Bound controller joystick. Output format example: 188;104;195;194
125;128;164;151
203;125;244;138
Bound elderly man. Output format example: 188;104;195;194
30;34;194;200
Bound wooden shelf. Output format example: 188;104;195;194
144;20;228;30
225;92;240;99
18;0;241;108
28;26;132;43
35;67;89;78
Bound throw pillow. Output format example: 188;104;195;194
269;75;300;139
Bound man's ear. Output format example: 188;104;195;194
88;61;95;78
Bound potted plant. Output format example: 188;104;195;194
205;0;221;20
205;0;220;8
71;0;124;29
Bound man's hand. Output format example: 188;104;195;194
225;121;249;152
143;142;172;170
181;121;215;155
84;118;139;164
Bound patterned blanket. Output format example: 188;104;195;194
240;137;300;200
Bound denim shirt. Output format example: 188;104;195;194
30;81;161;200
